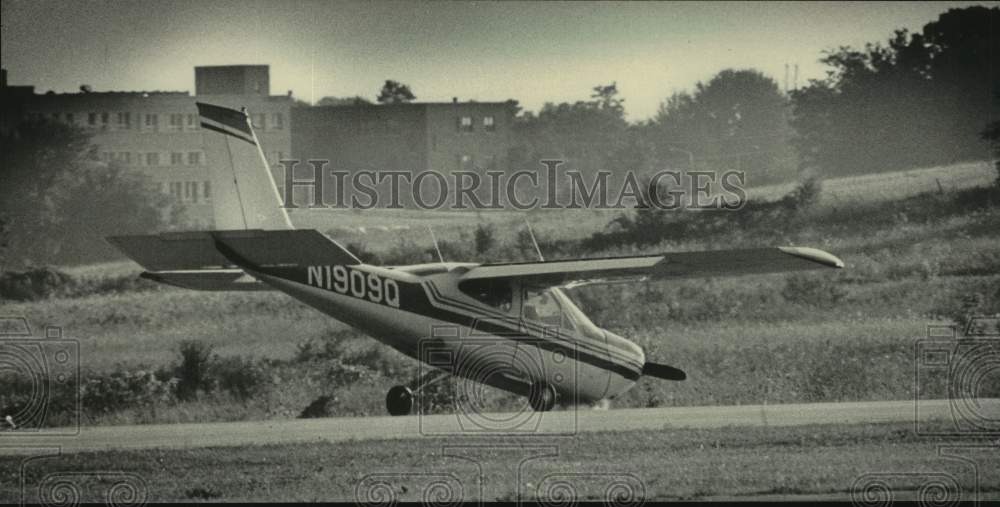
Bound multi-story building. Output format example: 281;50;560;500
12;66;292;228
290;101;516;206
7;64;518;219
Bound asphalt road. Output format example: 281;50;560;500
1;398;993;454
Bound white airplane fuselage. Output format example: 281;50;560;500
247;261;645;403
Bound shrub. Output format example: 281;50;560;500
81;369;176;414
474;223;497;255
175;340;215;401
212;356;270;401
0;267;73;301
344;242;382;264
786;175;823;211
299;395;338;418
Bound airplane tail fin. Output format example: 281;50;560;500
196;102;293;230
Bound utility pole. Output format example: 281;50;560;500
784;63;789;94
793;64;799;91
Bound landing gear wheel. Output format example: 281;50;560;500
527;381;557;412
386;385;414;416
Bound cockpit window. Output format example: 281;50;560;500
461;279;513;312
522;287;574;329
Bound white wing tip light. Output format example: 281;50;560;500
778;246;845;269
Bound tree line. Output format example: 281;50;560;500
512;6;997;183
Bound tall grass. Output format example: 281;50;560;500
2;171;998;426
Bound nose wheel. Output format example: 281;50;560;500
386;385;414;416
527;381;557;412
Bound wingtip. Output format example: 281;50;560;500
778;246;845;269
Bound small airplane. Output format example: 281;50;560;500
108;103;845;416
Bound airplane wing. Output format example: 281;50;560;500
456;246;844;288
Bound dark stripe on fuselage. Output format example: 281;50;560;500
253;265;642;381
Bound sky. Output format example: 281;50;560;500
1;0;990;120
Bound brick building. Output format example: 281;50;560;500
290;101;516;206
6;64;518;220
11;66;292;228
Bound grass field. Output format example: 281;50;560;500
4;419;997;502
283;160;996;250
1;160;998;426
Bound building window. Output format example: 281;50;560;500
169;182;182;199
253;113;265;130
117;112;131;129
144;113;158;130
272;113;284;130
188;151;201;166
146;152;160;166
483;115;495;132
118;152;132;164
88;113;97;126
171;152;183;165
186;114;199;130
184;181;199;203
169;113;184;130
100;112;109;127
458;116;473;133
203;181;212;201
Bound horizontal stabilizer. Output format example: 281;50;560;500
107;232;234;272
108;229;361;273
209;229;361;269
140;270;273;291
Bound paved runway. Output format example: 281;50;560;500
1;399;991;454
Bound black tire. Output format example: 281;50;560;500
386;385;414;416
527;381;557;412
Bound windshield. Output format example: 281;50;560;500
522;286;600;332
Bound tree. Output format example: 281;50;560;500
510;83;631;201
316;95;372;107
376;80;416;104
0;118;176;267
790;6;999;176
652;69;796;184
591;82;625;117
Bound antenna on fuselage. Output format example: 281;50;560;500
523;217;544;262
427;225;445;263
